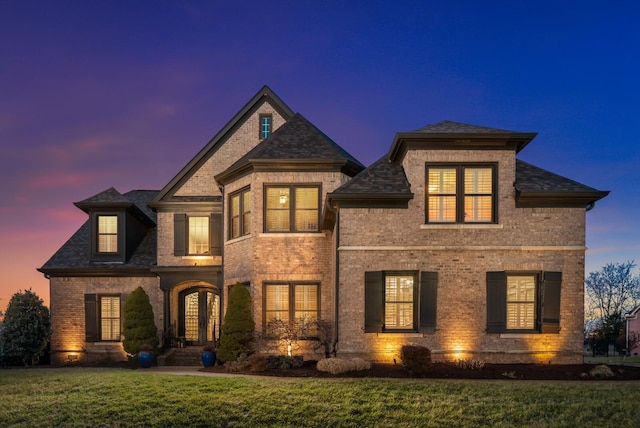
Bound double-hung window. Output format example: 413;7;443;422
365;271;438;333
264;185;320;232
230;188;251;239
188;216;210;255
264;282;319;336
426;164;496;223
97;215;118;253
486;271;562;334
85;294;121;342
259;114;272;139
173;214;222;256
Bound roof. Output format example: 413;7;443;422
153;85;295;201
215;113;365;184
515;160;609;208
388;120;538;161
38;189;159;276
327;154;413;208
75;187;158;225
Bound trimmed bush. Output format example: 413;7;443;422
316;358;371;374
400;345;431;375
218;283;255;363
589;364;614;379
122;287;158;358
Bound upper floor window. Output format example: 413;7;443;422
188;216;210;255
264;185;320;232
426;164;496;223
97;215;118;253
259;114;272;139
230;188;251;239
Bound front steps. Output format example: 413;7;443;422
157;347;203;366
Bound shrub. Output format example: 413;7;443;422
122;287;158;358
589;364;615;379
224;353;269;373
218;283;254;363
456;358;485;370
316;358;371;374
0;289;51;366
267;355;304;370
400;345;431;375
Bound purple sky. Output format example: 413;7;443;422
1;1;638;312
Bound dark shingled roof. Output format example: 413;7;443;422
515;160;602;193
410;120;515;134
39;189;159;273
331;155;411;195
231;112;363;165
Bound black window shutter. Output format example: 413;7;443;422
174;214;186;256
364;271;384;333
419;272;438;333
541;271;562;334
486;271;507;333
85;294;98;342
210;213;222;256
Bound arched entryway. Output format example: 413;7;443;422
178;287;220;345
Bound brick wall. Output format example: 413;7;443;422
49;276;161;365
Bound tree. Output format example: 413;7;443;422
218;283;254;363
586;261;640;354
122;287;158;358
0;289;51;366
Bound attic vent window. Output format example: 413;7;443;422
260;114;272;139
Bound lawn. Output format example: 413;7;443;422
1;367;639;427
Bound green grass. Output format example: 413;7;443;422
1;368;639;427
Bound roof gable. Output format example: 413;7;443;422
153;85;294;201
216;113;364;184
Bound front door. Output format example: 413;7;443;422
179;288;220;345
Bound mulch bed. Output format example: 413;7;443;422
201;361;640;381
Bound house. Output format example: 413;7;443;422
626;305;640;355
39;86;609;365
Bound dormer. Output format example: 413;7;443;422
74;188;156;263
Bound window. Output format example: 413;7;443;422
365;271;437;333
173;214;222;256
85;294;121;342
230;188;251;239
259;114;272;139
264;283;319;336
486;271;562;334
426;164;496;223
188;216;209;254
100;296;121;341
264;185;320;232
97;215;118;253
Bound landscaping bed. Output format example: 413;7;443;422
201;360;640;380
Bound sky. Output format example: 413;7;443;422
1;0;638;313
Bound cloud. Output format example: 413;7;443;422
25;172;95;190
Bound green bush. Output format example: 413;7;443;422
218;283;254;363
0;289;50;366
400;345;431;376
122;287;158;358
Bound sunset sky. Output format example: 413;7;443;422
1;1;638;312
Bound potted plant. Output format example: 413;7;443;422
201;343;216;367
138;344;154;368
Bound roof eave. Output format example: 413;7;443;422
515;190;610;208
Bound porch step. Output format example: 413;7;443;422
157;347;204;366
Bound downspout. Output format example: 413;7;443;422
218;183;225;336
332;208;340;357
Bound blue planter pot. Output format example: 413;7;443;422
138;351;153;368
201;352;216;367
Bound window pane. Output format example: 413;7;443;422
428;196;456;222
230;195;240;238
266;187;290;231
294;188;319;231
261;116;271;139
506;276;536;329
97;215;118;253
464;195;493;222
428;169;456;194
464;168;492;194
265;284;289;323
242;190;251;235
100;296;120;341
188;216;209;254
385;275;414;329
